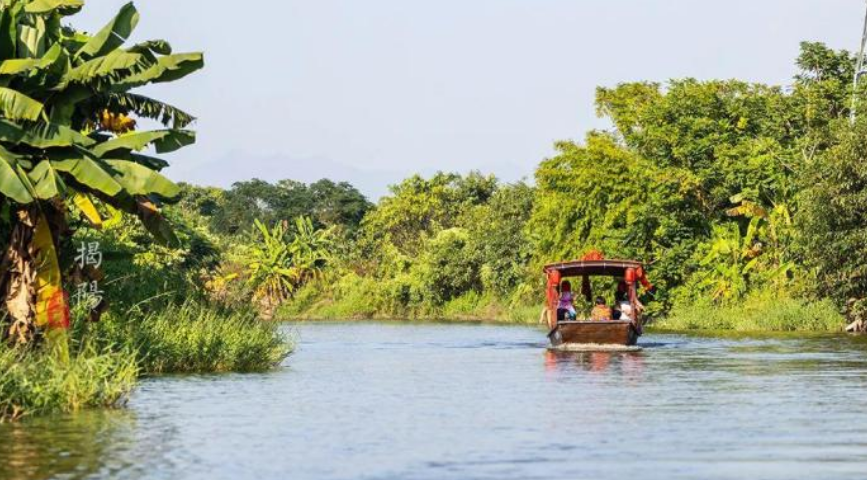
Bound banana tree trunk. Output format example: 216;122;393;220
1;204;70;356
1;208;37;344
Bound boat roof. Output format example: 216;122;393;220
544;259;644;277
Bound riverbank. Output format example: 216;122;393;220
652;295;845;333
0;345;137;421
283;292;847;333
279;292;545;325
1;302;293;422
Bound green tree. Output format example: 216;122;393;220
360;171;497;259
597;78;796;214
465;182;535;298
0;0;202;342
797;118;867;329
245;217;334;315
211;178;370;235
413;228;482;306
307;179;372;231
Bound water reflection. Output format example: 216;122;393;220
544;349;646;376
0;410;136;480
2;325;867;480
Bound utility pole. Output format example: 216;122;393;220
851;0;867;124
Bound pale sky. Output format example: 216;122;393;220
78;0;865;198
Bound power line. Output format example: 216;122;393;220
851;0;867;124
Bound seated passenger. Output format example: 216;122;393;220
558;281;578;321
612;281;628;320
618;302;635;322
615;281;629;303
590;296;613;322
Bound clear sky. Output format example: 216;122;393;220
77;0;865;199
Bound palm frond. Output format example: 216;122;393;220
97;92;195;128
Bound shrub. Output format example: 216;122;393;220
654;293;844;332
412;228;482;306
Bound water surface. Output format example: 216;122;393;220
2;322;867;480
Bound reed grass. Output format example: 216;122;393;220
0;345;137;421
83;302;294;375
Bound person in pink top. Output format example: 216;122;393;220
558;281;578;320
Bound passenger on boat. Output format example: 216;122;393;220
558;281;578;321
618;302;635;322
590;296;613;322
612;281;628;320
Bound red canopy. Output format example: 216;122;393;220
543;259;644;278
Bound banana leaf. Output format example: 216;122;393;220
77;2;139;60
32;210;70;361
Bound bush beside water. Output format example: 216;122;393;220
653;295;844;332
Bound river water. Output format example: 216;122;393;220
2;322;867;480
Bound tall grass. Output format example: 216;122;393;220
1;301;292;421
653;295;844;332
0;345;137;421
83;302;294;374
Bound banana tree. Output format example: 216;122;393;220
245;217;334;317
0;0;203;346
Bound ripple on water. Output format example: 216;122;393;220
2;322;867;480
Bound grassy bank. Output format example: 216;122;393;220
652;295;844;333
3;302;293;421
82;302;293;374
0;345;137;421
283;280;846;334
280;285;544;324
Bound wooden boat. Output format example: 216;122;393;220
544;258;654;348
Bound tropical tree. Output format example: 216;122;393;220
0;0;203;345
246;220;296;311
797;118;867;331
288;216;334;282
245;217;334;315
692;195;794;304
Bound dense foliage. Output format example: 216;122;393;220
209;178;371;235
41;40;867;333
797;118;867;329
275;42;866;328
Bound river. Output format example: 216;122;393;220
2;322;867;480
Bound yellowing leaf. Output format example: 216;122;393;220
73;193;103;228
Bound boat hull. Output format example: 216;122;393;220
549;321;639;347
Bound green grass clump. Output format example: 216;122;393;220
0;345;137;421
278;273;387;320
653;294;845;332
86;302;293;374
